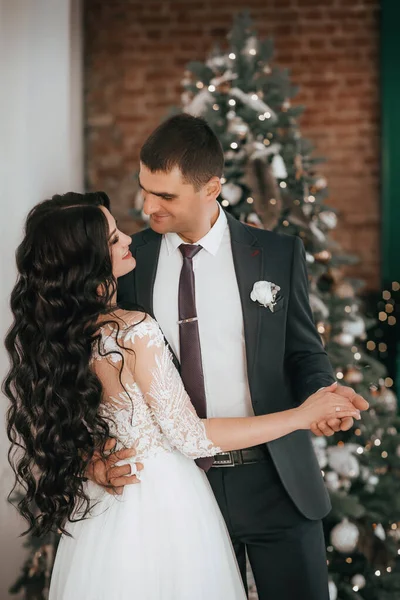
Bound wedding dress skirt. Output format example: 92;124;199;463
49;450;246;599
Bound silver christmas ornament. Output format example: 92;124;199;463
333;332;355;347
377;387;397;413
374;523;386;541
324;471;340;492
342;316;366;338
351;574;366;589
221;183;243;205
327;446;360;479
331;518;359;553
328;580;337;600
319;211;338;229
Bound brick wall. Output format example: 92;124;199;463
84;0;380;289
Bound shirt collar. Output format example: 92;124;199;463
164;205;227;257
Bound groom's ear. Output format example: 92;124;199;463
204;176;221;201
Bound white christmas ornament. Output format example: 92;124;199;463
324;471;340;492
351;574;366;590
378;387;397;413
221;183;243;205
319;211;338;229
328;580;337;600
313;436;327;449
333;332;355;347
331;518;359;553
327;446;360;479
342;317;366;338
271;154;288;179
374;523;386;541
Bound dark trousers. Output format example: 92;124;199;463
207;451;329;600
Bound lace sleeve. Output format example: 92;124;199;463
122;313;221;459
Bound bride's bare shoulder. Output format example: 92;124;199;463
111;308;150;329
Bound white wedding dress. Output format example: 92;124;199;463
49;311;246;600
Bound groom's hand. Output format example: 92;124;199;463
310;383;369;437
85;438;143;496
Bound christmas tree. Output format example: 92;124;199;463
170;12;400;600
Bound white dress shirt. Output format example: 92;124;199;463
153;206;254;418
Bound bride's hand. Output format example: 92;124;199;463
85;439;144;495
294;385;361;431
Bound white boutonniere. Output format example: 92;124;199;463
250;281;281;312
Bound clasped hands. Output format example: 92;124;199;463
310;381;369;437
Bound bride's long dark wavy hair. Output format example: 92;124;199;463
3;191;123;537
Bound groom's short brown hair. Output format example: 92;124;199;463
140;114;224;190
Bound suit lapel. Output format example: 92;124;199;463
134;229;162;317
226;213;263;385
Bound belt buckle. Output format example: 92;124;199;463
214;451;235;467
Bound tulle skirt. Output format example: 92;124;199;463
49;449;246;599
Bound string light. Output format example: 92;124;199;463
388;316;396;325
378;343;387;352
283;220;289;226
379;312;388;321
247;197;254;204
263;138;270;146
356;447;364;454
196;81;204;89
229;53;236;60
387;567;392;573
221;200;229;207
258;114;266;121
249;48;257;55
308;195;315;203
220;177;226;184
208;85;216;92
353;586;359;592
346;557;352;564
230;142;238;149
375;570;381;577
391;523;398;530
251;93;258;100
382;290;391;300
382;451;388;458
367;341;376;350
212;104;219;111
345;306;352;313
385;377;394;387
354;428;361;436
354;352;361;360
228;99;236;106
392;281;400;291
280;182;287;188
385;303;394;313
374;439;381;447
336;371;344;379
269;198;277;205
264;111;271;119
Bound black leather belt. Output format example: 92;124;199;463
212;445;268;467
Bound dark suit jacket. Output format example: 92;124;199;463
117;212;335;520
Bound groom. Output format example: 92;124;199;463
111;114;367;599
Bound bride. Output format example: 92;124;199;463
5;192;360;600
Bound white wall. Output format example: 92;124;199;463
0;0;83;596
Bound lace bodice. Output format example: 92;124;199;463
91;311;221;461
